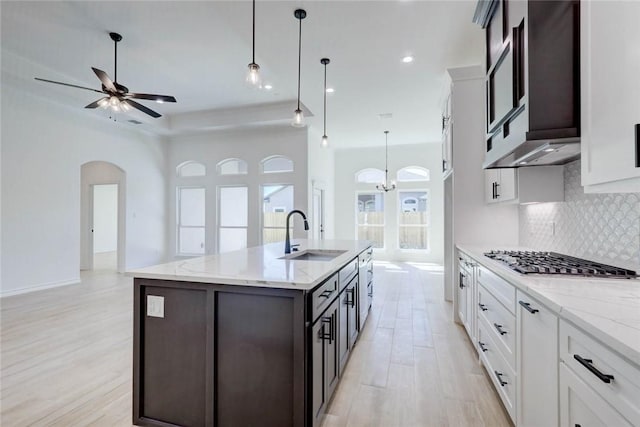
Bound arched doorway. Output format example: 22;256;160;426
80;161;126;273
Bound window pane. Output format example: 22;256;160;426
179;227;205;254
397;166;429;182
177;162;206;177
399;226;428;250
220;187;248;227
356;169;385;184
219;228;247;253
263;228;287;244
357;193;384;226
263;185;293;228
263;156;294;173
218;158;248;175
180;188;205;226
357;226;384;248
399;191;428;220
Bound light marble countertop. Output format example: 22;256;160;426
457;245;640;366
127;239;371;291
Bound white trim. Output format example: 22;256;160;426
0;278;80;298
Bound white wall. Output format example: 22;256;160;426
167;125;309;258
92;184;118;253
334;143;444;263
307;126;335;239
1;84;168;296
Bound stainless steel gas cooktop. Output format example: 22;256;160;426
484;250;638;279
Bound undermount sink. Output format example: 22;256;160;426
279;249;347;261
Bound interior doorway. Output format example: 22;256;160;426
80;161;126;273
312;187;325;240
92;184;119;270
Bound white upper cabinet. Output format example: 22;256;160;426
486;166;564;205
581;1;640;193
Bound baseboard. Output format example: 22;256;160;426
0;277;80;298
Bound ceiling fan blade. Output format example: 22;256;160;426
34;77;104;94
124;99;162;118
127;93;177;103
91;67;117;92
85;97;108;109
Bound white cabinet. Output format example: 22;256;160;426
516;291;558;427
457;253;476;342
485;169;517;203
485;166;565;204
581;1;640;193
442;91;453;178
559;362;633;427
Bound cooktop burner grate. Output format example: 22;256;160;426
484;250;637;279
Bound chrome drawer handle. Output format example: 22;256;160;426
519;300;539;314
493;323;507;336
494;370;507;387
573;354;614;384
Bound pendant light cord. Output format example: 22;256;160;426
297;15;302;111
323;63;327;134
114;38;118;82
252;0;256;63
385;131;389;182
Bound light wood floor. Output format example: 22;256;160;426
1;262;511;427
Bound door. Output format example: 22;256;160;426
312;188;325;240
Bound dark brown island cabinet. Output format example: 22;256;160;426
129;241;373;427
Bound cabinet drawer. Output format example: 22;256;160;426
339;259;358;292
478;284;516;369
478;321;516;422
560;320;640;425
560;362;634;427
477;265;515;314
311;273;339;322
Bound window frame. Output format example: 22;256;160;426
355;190;386;250
217;185;249;254
397;188;430;252
176;186;206;256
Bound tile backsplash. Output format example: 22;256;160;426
519;160;640;271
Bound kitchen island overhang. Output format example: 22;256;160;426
127;239;373;427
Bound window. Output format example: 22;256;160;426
218;186;248;253
397;166;429;182
177;187;205;254
356;192;384;248
217;158;248;175
355;168;385;184
398;190;429;250
262;156;294;173
262;185;294;243
177;161;206;177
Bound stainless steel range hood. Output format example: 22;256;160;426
483;137;581;169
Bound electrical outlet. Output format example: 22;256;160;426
147;295;164;318
550;221;556;236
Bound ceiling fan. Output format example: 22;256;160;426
35;32;176;118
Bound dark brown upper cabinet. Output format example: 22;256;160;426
474;0;581;168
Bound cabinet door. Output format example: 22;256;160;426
347;280;359;350
581;1;640;191
485;169;500;204
338;287;349;373
497;169;517;202
517;291;559;427
560;362;633;427
311;316;327;422
326;302;340;399
464;265;476;341
457;269;468;326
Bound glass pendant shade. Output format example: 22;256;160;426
292;109;305;127
321;135;329;148
246;62;261;87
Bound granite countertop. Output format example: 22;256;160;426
457;245;640;366
127;239;371;291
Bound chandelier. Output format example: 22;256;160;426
376;130;396;192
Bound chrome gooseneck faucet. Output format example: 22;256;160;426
285;210;309;254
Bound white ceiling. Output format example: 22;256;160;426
1;1;484;148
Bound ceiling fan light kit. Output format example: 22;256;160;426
291;8;307;128
34;32;176;119
376;131;397;192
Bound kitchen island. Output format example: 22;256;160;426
127;239;373;427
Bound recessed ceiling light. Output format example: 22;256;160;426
263;84;273;90
519;161;528;165
402;56;414;63
544;148;556;152
326;88;334;93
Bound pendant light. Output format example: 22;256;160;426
320;58;330;147
246;0;261;87
292;9;306;127
376;131;397;192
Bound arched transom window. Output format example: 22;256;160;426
217;158;248;175
176;161;206;177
